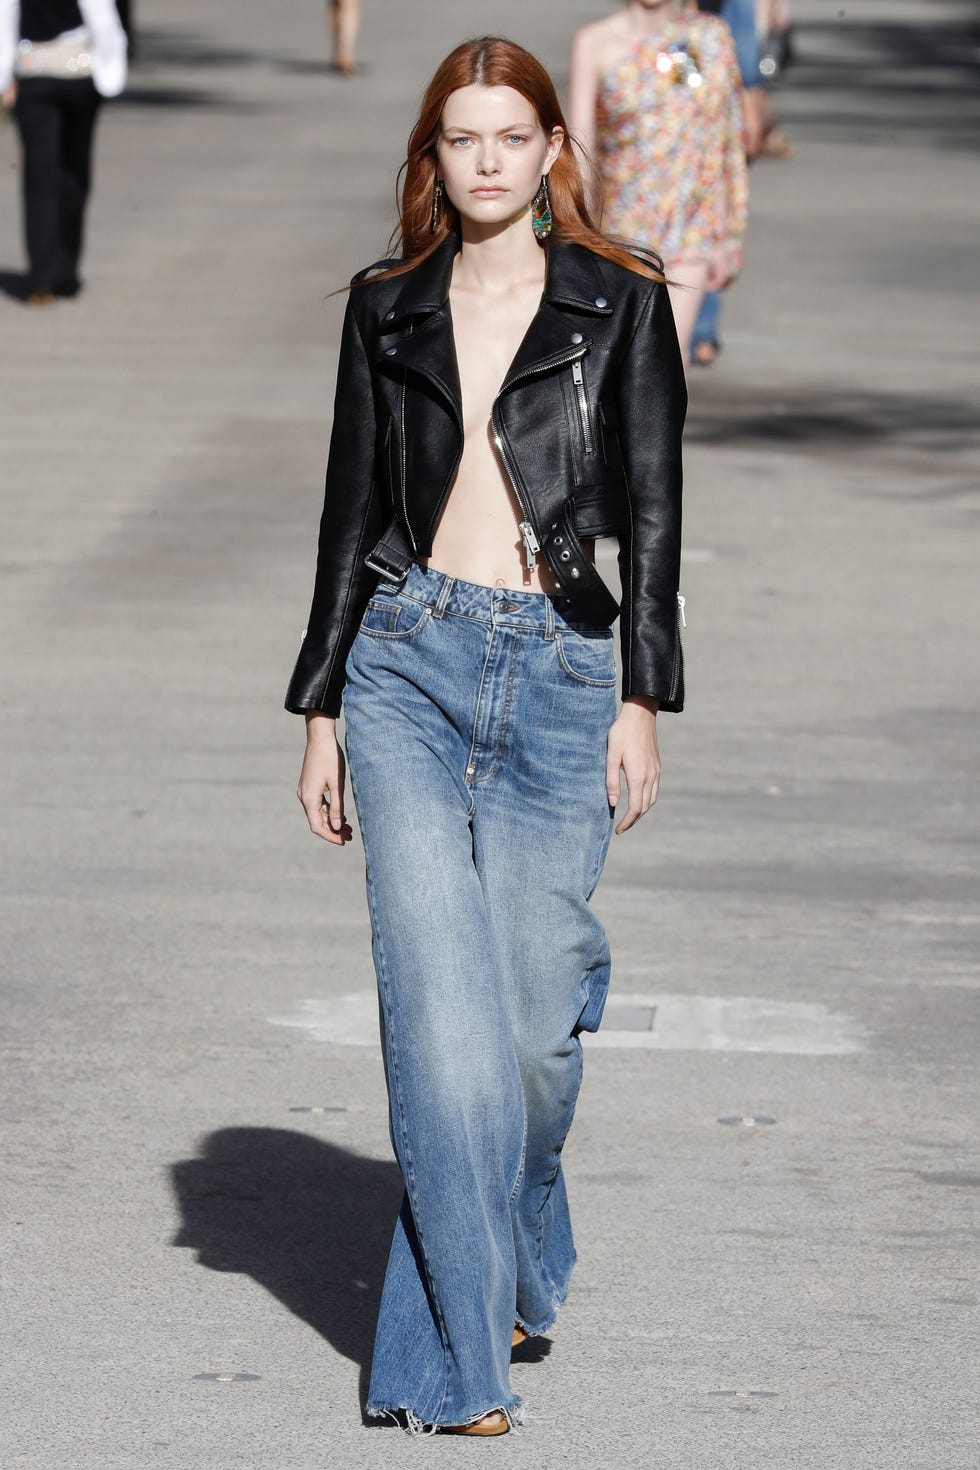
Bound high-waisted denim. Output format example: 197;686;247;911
343;562;617;1431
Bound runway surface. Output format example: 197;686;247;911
1;2;977;1464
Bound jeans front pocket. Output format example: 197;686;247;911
554;628;617;687
359;596;431;641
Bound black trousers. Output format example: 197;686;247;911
14;76;101;295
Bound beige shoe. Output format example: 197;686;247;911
439;1410;510;1436
512;1323;529;1346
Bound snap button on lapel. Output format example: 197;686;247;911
385;346;397;355
570;332;583;345
384;311;395;321
594;296;608;308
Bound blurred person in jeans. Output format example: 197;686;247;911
691;0;762;366
0;0;126;304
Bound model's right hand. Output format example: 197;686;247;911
2;83;17;111
298;712;354;846
743;88;765;160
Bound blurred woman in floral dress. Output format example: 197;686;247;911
569;0;747;363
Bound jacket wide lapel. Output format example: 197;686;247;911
376;234;462;426
381;308;462;428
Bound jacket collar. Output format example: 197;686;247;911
543;237;615;316
382;232;615;329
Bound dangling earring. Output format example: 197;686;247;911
430;177;443;234
531;175;553;241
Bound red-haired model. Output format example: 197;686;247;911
286;36;686;1435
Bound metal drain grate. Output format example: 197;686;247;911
603;1003;657;1032
193;1373;261;1383
706;1390;779;1399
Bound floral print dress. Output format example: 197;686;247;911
595;10;748;271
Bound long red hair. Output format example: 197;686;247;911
362;36;665;286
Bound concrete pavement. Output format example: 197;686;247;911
1;2;978;1466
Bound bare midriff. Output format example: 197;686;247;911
419;269;594;594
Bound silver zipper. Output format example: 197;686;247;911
666;593;686;706
399;333;416;551
494;422;537;569
393;312;464;552
519;521;540;569
570;360;595;455
491;344;590;570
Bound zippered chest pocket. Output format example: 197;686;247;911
570;359;596;457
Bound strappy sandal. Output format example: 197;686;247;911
692;339;721;367
439;1410;510;1436
760;127;794;159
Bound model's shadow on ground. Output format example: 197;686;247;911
511;1334;553;1366
170;1127;554;1414
170;1128;402;1410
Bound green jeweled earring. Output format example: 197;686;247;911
531;176;553;241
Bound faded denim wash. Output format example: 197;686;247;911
343;563;617;1431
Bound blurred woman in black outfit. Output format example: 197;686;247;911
0;0;126;303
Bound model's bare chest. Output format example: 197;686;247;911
449;284;542;438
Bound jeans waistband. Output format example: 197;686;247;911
386;562;606;634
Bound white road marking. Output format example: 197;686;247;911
269;992;866;1055
270;992;380;1047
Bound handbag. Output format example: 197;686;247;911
759;25;794;80
15;33;94;81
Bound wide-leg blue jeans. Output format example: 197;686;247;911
343;563;616;1431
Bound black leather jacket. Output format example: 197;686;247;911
285;232;687;717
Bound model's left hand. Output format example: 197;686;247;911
2;83;17;111
705;240;732;292
606;697;660;835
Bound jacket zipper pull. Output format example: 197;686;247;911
677;593;686;629
570;360;596;455
519;520;540;570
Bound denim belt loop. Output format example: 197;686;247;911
544;596;556;641
432;574;453;619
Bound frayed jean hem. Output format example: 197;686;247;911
517;1250;575;1337
366;1399;526;1435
